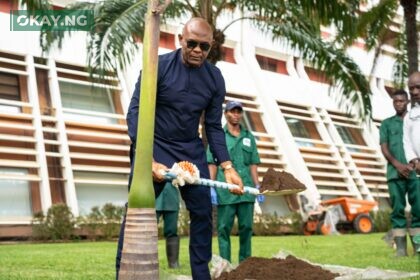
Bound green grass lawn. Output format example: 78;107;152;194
0;233;418;279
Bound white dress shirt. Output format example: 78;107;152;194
403;103;420;162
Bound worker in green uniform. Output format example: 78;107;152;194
379;89;420;257
207;100;261;263
156;182;181;267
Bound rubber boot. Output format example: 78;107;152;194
394;236;408;257
166;236;180;268
409;235;420;256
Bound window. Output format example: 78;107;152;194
0;72;21;113
256;55;287;74
256;55;277;72
336;125;356;144
76;184;127;215
0;168;32;217
286;118;310;138
74;172;127;215
335;125;365;152
59;81;116;124
221;47;236;64
285;117;316;147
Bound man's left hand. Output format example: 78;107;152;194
224;168;244;195
416;162;420;174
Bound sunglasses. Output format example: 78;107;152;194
186;40;211;52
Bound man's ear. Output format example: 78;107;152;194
178;34;183;43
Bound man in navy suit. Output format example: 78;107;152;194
116;17;243;280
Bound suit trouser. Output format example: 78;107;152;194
388;178;420;235
116;183;212;280
217;202;254;263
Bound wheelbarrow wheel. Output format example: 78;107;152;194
303;221;317;236
316;220;331;235
353;213;374;234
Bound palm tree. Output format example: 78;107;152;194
21;0;170;278
337;0;418;88
117;1;170;278
21;0;374;119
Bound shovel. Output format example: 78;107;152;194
164;172;260;195
164;172;305;196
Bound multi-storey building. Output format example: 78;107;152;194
0;0;406;237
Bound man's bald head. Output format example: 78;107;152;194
182;18;213;40
408;71;420;105
178;18;214;67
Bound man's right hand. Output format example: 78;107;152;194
210;187;218;205
224;168;244;195
395;162;413;178
152;161;169;182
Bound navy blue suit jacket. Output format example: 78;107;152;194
127;49;230;180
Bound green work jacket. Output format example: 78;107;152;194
379;115;416;181
207;125;261;205
155;183;180;211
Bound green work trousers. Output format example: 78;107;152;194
217;202;254;262
156;210;179;238
388;178;420;229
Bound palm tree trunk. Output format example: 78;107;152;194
401;0;418;75
119;209;159;280
119;0;170;279
200;0;213;26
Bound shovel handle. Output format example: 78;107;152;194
164;172;260;196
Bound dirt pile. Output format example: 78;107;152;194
214;256;339;280
260;168;306;193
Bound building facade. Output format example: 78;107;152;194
0;1;405;237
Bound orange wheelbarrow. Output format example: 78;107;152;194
303;197;377;235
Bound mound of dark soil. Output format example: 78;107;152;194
215;256;339;280
260;168;306;192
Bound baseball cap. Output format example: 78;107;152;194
225;100;243;112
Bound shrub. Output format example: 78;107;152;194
32;211;50;240
177;207;190;237
174;207;303;237
78;203;125;240
77;206;103;240
32;204;76;240
371;209;392;232
253;212;302;235
101;203;124;239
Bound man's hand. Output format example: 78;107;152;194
224;168;244;195
210;187;218;205
152;161;169;182
395;162;413;178
413;160;420;174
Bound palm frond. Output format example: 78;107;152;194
297;0;359;37
392;31;408;89
342;0;398;49
39;1;98;54
163;1;193;23
20;0;52;11
85;0;148;78
234;0;360;37
255;18;372;119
